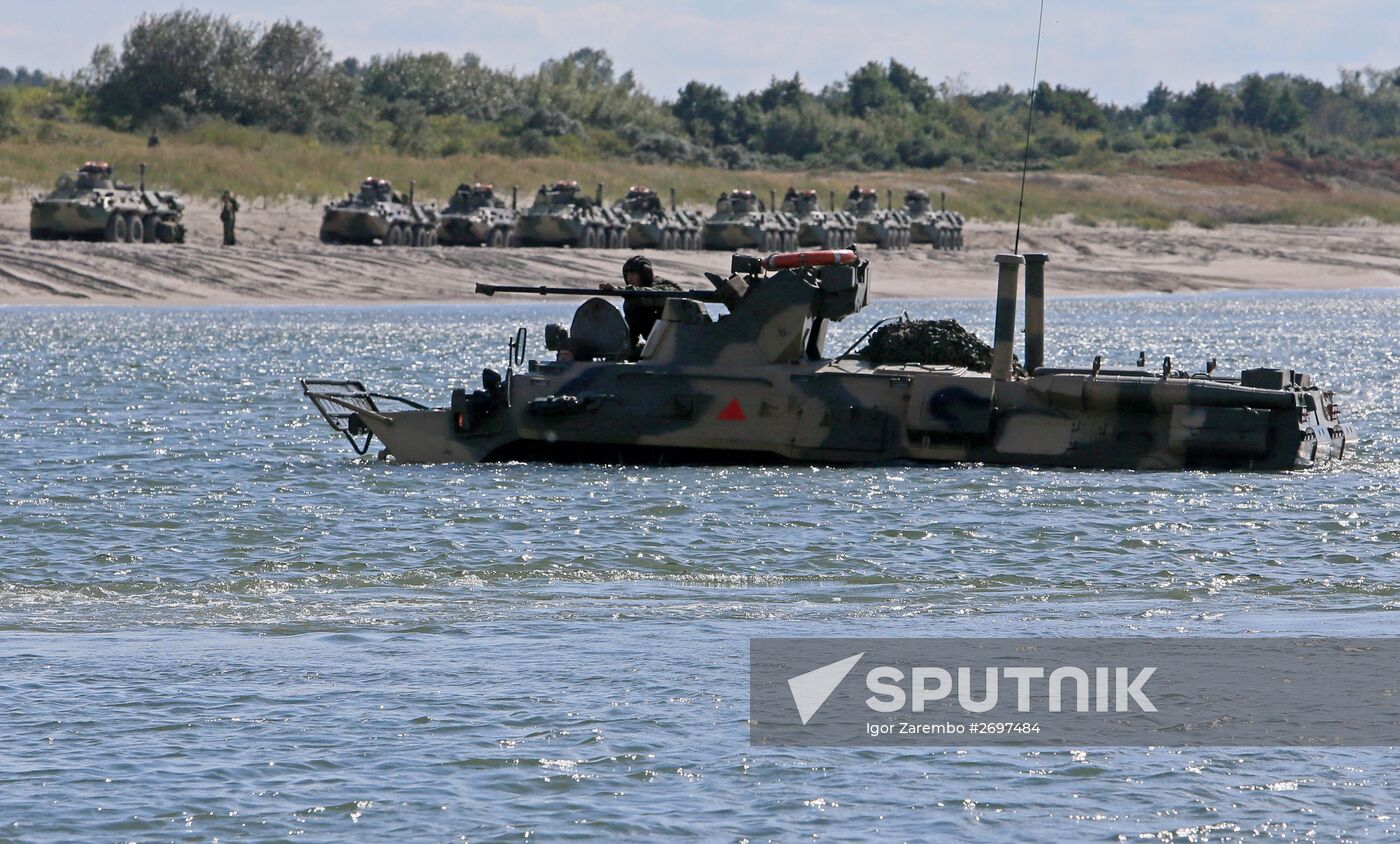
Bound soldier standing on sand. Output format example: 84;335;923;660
601;255;681;349
219;190;239;246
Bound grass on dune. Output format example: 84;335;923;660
2;119;1398;227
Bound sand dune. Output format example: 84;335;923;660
1;196;1397;305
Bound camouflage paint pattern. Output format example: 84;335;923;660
304;253;1356;471
320;178;439;246
782;189;858;249
702;189;801;251
903;189;964;250
844;187;912;250
612;187;704;250
437;183;516;247
514;180;627;248
30;163;186;243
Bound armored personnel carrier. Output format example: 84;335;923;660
437;183;517;247
30;161;186;243
303;250;1355;469
903;189;964;250
844;186;911;250
613;186;704;250
702;188;800;252
514;180;628;248
781;187;857;249
320;177;439;246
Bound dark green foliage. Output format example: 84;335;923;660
0;67;51;88
71;13;1400;168
858;319;994;371
1176;82;1232;133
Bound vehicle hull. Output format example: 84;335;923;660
335;362;1353;471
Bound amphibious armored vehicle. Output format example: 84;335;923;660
514;180;628;248
782;188;858;249
613;186;704;250
30;161;186;243
904;189;964;250
437;183;517;247
702;189;800;252
303;250;1355;470
844;186;911;250
320;177;439;246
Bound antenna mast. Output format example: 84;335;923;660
1013;0;1046;255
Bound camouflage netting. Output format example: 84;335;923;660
856;319;995;371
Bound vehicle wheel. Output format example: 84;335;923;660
108;214;128;243
141;215;157;243
426;229;438;247
489;229;504;248
125;214;143;244
389;225;404;247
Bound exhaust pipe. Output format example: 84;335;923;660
409;179;416;204
829;189;835;212
941;191;946;212
596;182;603;205
1023;253;1049;373
670;186;676;212
886;188;893;210
511;185;517;210
991;253;1024;381
139;162;146;192
769;188;776;213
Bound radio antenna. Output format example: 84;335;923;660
1013;0;1046;255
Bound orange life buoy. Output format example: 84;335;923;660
761;249;859;271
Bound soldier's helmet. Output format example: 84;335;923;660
622;254;654;285
906;189;930;201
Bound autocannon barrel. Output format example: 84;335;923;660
475;282;722;301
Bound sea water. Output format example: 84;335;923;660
2;291;1397;840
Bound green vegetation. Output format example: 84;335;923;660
2;10;1398;227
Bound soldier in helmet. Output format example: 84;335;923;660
219;190;240;246
601;255;681;349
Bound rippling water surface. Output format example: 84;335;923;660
2;291;1398;841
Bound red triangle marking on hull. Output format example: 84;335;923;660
717;398;747;421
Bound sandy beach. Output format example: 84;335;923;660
2;196;1398;305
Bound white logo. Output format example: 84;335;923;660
787;653;864;725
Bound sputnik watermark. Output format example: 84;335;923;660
750;638;1400;746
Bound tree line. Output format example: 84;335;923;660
37;11;1400;169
